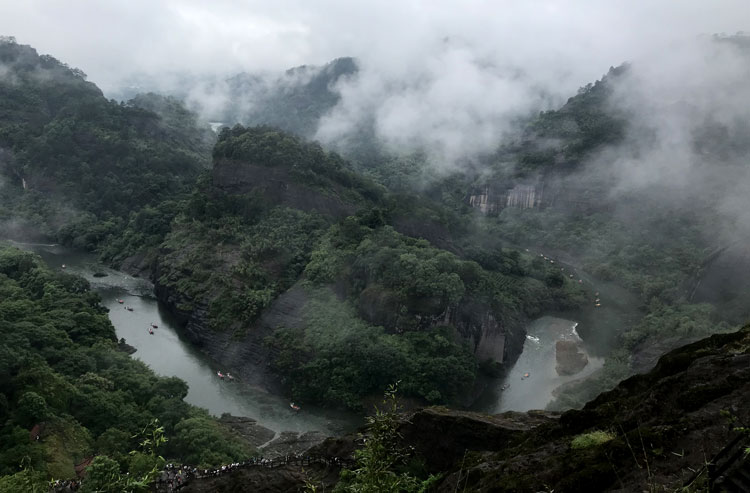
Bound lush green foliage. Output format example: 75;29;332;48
157;205;327;330
502;65;629;175
269;289;477;409
0;245;253;487
156;125;586;408
213;124;385;204
570;430;616;450
267;219;584;409
332;385;439;493
0;38;211;252
306;220;584;330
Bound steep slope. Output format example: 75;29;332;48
0;37;212;248
412;325;750;492
0;245;253;491
150;125;586;410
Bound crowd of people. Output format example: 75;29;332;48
50;479;80;492
151;454;353;492
47;453;352;492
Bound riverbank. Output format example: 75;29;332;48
8;241;360;438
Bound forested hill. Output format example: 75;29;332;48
0;245;252;491
0;37;213;248
145;124;586;411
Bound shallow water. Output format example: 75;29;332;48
11;241;359;436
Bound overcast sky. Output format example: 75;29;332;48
2;1;749;167
1;1;748;93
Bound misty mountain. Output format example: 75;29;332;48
221;57;357;137
2;30;750;492
0;37;212;247
146;124;586;411
111;57;358;140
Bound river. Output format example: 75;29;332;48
492;316;604;412
11;241;358;437
13;240;622;424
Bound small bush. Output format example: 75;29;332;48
570;430;616;449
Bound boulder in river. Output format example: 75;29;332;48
555;340;588;375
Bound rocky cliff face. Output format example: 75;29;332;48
152;260;308;390
212;158;357;219
468;183;543;213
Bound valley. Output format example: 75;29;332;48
1;23;749;492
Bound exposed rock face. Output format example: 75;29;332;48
397;408;558;471
355;291;522;367
119;250;153;278
212;159;356;219
152;271;308;390
468;183;543;214
179;463;341;493
420;326;750;492
261;431;328;458
555;340;589;375
218;414;275;449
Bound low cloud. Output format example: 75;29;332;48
1;1;748;174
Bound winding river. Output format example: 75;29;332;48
11;241;359;437
493;316;604;412
11;240;626;427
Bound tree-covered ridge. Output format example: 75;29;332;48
213;124;385;205
157;204;327;330
0;37;212;249
491;64;629;177
0;245;252;490
266;218;585;409
148;124;587;410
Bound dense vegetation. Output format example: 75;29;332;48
0;245;252;490
0;37;212;251
461;65;743;408
2;36;746;451
149;125;588;410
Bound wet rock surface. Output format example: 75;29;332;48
219;414;275;449
431;326;750;492
178;463;341;493
261;431;328;458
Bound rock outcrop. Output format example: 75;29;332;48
212;159;357;219
421;326;750;492
555;340;589;375
218;415;275;449
468;183;543;214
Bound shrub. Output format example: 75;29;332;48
570;430;616;450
